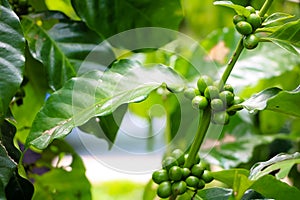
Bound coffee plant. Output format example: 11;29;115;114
0;0;299;199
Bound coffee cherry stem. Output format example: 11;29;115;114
184;108;211;169
218;38;244;90
259;0;274;17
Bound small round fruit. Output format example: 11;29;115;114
204;86;219;99
233;14;246;25
223;84;234;93
186;176;200;188
171;149;185;166
191;164;205;178
245;6;255;14
202;170;214;183
211;98;225;111
162;156;178;170
212;111;229;125
157;181;172;198
247;13;262;29
184;88;196;99
219;91;234;106
192;95;208;110
169;166;183;181
233;96;244;104
235;21;253;35
197;179;206;189
197;75;214;93
243;34;259;49
152;169;169;184
172;181;187;195
181;168;191;179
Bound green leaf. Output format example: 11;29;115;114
0;0;25;117
78;105;127;149
249;152;300;180
250;175;300;200
195;187;233;200
22;12;113;90
213;1;250;16
211;169;249;188
262;20;300;55
202;135;277;169
45;0;80;20
241;86;300;117
71;0;183;38
262;12;295;27
5;172;34;200
26;59;185;149
32;140;91;200
0;120;33;199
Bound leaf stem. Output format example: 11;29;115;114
184;108;211;168
218;38;244;89
259;0;274;17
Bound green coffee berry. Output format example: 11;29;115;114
157;181;172;198
204;86;219;99
172;181;187;195
152;169;169;184
162;156;178;170
169;166;183;181
219;91;234;106
192;95;208;110
243;34;259;49
186;176;200;188
211;98;225;111
202;170;214;183
182;168;191;179
197;75;214;93
191;164;205;178
223;84;234;93
233;14;246;25
247;13;262;29
245;6;255;14
171;149;185;166
212;111;229;125
197;179;206;189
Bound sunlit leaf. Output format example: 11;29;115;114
0;0;25;116
26;59;185;149
241;86;300;117
262;12;295;27
45;0;80;20
262;20;300;55
213;1;250;17
195;187;233;200
249;152;300;180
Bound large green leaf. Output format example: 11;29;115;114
195;187;233;200
262;20;300;55
250;175;300;200
71;0;183;38
0;0;25;117
249;152;300;180
213;1;250;17
0;120;33;200
26;59;185;149
45;0;79;20
21;12;113;90
241;86;300;117
32;140;91;200
211;169;250;188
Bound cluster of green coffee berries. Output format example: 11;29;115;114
9;0;33;16
184;75;243;125
152;149;214;199
233;6;264;49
